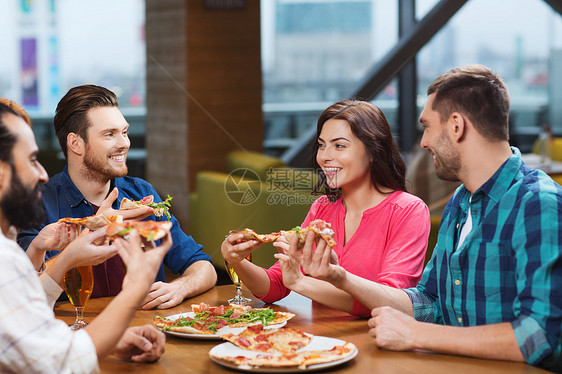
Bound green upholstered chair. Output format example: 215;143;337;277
189;171;314;271
226;150;287;182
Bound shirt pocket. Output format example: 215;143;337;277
466;239;516;301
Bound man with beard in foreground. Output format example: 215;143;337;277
0;103;172;372
18;85;216;310
287;65;562;371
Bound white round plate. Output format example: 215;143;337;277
158;312;287;340
209;336;358;372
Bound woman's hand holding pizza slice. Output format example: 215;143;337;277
221;231;265;266
289;228;345;288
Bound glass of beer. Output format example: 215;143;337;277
63;265;94;330
224;253;252;305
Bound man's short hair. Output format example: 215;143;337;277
0;98;31;126
427;64;510;141
0;103;20;164
54;85;118;158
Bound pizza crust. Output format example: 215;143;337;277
229;228;281;242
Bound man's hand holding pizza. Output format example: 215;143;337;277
45;228;119;286
98;187;154;221
26;222;81;271
114;230;172;295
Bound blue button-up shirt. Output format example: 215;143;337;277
404;148;562;370
18;166;212;297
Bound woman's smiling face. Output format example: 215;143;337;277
316;118;371;191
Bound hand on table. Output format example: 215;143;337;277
140;281;185;310
221;233;264;265
112;325;166;362
98;187;154;221
368;306;419;351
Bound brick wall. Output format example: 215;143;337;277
146;1;263;229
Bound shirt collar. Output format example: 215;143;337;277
462;146;522;204
58;166;116;208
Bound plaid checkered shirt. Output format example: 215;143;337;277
404;147;562;371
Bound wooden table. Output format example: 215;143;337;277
54;285;551;373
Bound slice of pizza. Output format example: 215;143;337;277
191;302;295;328
120;194;173;220
214;333;356;369
106;220;172;242
220;324;279;353
58;214;122;231
211;353;305;368
220;325;312;354
299;342;357;367
227;308;295;328
191;302;251;315
281;219;337;249
228;228;281;242
154;314;229;335
264;327;312;353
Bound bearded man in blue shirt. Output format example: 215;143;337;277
18;85;217;310
285;65;562;371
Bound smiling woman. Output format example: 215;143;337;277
221;100;431;317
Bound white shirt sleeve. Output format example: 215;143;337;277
0;234;99;374
39;271;64;309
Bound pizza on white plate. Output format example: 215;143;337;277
212;325;357;369
153;303;295;335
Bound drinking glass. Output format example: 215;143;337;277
62;265;94;330
224;253;252;305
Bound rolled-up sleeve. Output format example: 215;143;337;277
510;193;562;365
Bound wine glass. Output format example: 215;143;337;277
224;253;252;305
62;265;94;330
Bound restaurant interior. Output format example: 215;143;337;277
1;0;561;372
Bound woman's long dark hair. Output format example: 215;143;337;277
312;100;406;200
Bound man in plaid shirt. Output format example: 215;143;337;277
290;65;562;371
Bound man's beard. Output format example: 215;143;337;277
83;144;128;183
434;131;461;182
0;170;45;230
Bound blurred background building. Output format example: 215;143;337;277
0;0;561;225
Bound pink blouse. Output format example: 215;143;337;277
259;191;430;316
